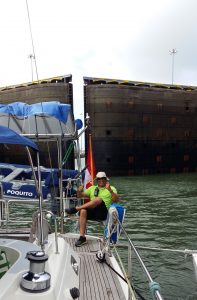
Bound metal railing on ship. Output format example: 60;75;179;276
106;215;164;300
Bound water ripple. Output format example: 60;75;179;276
111;173;197;299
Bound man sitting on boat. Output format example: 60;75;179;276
65;171;119;247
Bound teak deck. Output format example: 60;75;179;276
64;236;127;300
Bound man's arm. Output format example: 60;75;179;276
106;183;119;203
77;185;89;198
110;189;119;203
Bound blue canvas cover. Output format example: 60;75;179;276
0;125;38;151
0;101;76;139
0;163;81;200
0;101;71;124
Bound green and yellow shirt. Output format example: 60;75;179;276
85;185;117;209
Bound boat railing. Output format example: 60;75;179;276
0;198;50;227
44;210;59;254
55;196;84;217
64;205;163;299
97;206;163;299
0;192;82;234
30;209;59;254
0;198;59;253
113;218;164;300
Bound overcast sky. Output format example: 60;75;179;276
0;0;197;118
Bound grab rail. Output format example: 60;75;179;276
117;219;164;300
42;210;59;254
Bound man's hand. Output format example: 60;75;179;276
78;185;84;192
106;182;113;193
106;182;119;202
105;182;110;190
77;185;84;198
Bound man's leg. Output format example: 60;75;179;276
75;199;102;245
75;201;107;247
79;209;87;236
75;209;88;247
76;197;102;211
65;198;103;216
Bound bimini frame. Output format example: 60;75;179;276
0;101;86;233
0;125;47;248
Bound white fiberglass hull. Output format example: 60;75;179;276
0;234;80;300
0;233;131;300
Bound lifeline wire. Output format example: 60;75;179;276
26;0;39;82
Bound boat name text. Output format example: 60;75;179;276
6;189;33;197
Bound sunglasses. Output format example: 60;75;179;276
97;177;106;180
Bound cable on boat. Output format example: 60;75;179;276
62;142;74;166
136;245;197;256
112;245;146;300
25;0;39;82
96;217;146;300
96;252;127;283
116;219;164;300
96;244;146;300
99;255;146;300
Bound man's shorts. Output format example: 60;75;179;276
86;201;108;221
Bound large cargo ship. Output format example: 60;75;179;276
84;76;197;176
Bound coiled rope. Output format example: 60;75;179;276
149;281;161;298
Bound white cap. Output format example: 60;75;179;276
96;171;107;179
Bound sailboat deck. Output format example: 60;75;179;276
64;235;127;300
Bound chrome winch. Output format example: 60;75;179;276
21;251;51;292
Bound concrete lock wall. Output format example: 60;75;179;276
84;77;197;176
1;74;197;176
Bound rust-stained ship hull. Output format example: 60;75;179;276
84;77;197;176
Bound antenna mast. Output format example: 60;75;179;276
169;48;177;85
